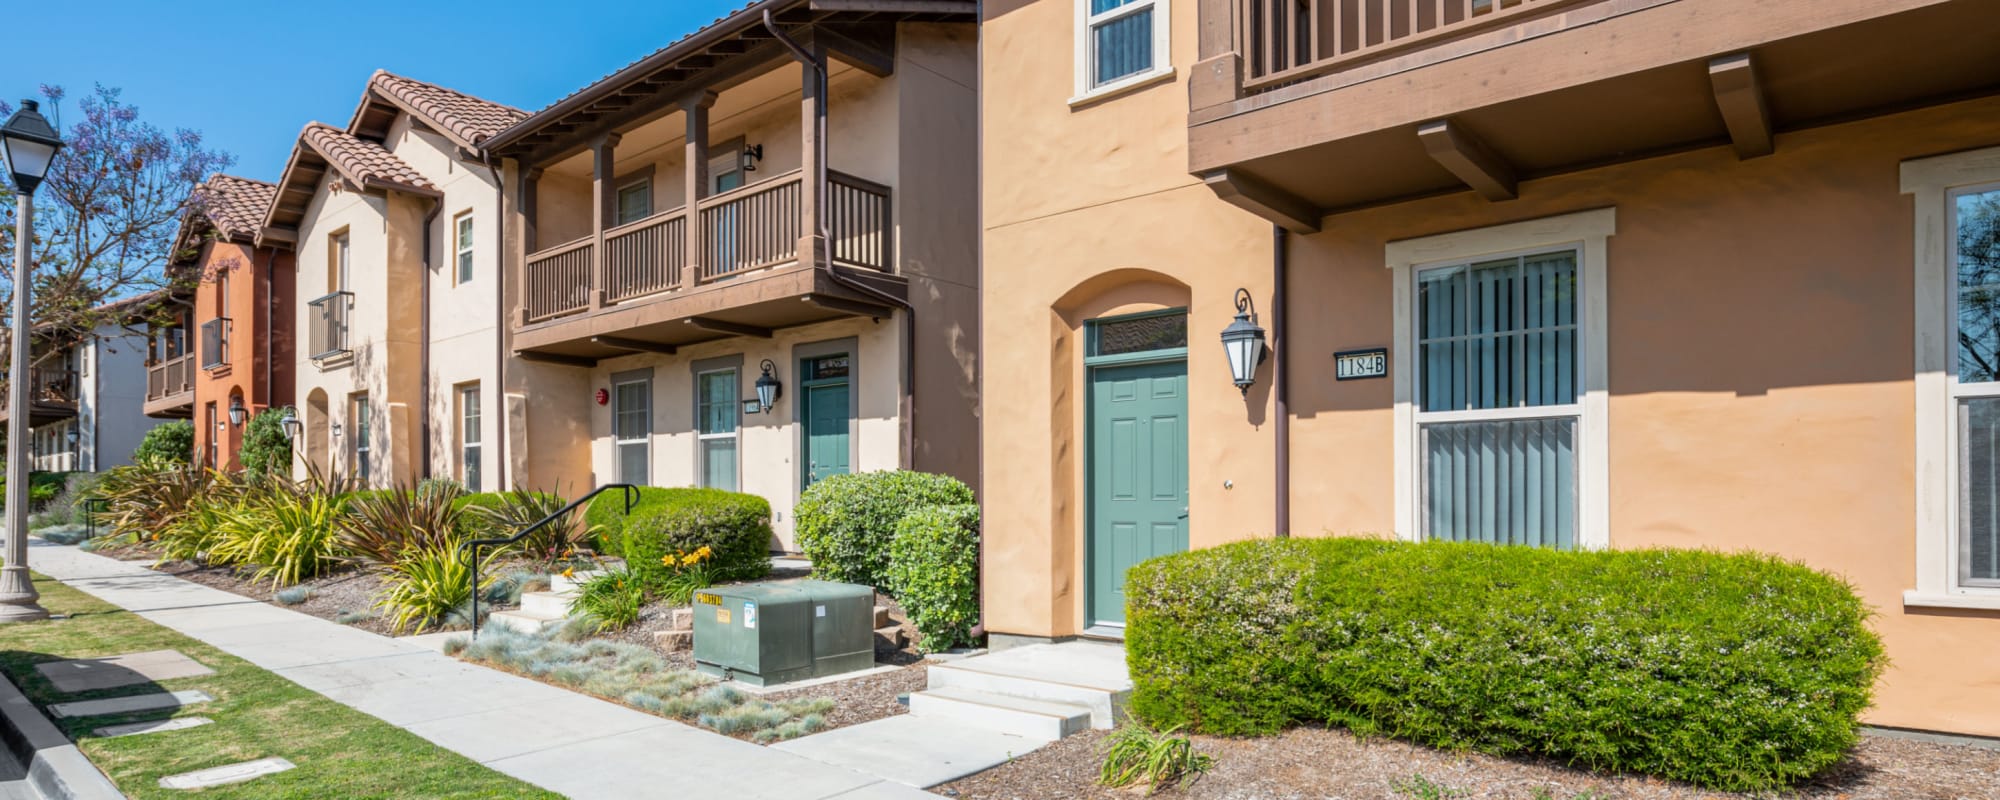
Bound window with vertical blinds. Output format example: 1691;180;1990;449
698;370;739;492
1416;249;1580;549
1083;0;1165;91
1954;185;2000;587
613;380;651;486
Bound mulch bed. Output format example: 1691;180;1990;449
936;727;2000;800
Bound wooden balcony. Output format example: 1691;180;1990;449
144;355;194;418
1191;0;2000;225
0;367;82;426
515;170;901;364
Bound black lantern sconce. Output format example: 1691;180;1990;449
741;144;764;173
228;396;247;427
1220;288;1269;395
279;406;302;442
754;359;782;414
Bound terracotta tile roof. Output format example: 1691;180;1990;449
300;123;437;194
369;70;527;147
192;174;277;242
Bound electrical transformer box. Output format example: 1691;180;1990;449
692;580;874;686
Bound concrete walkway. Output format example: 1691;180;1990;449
22;543;936;800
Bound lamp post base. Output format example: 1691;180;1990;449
0;565;49;623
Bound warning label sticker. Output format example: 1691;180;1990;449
744;602;758;629
716;608;731;624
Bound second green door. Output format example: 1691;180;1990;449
1087;358;1188;628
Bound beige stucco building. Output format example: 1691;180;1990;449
261;72;524;489
481;3;979;549
980;0;2000;737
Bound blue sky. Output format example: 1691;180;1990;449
10;0;748;183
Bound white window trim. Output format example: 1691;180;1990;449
1071;0;1173;105
612;376;652;484
460;384;482;490
696;368;740;489
1903;144;2000;611
1388;207;1615;549
454;212;476;284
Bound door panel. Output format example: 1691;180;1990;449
1088;359;1188;627
804;383;850;488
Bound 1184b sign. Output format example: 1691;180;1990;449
1334;348;1388;380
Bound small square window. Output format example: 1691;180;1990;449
1077;0;1170;97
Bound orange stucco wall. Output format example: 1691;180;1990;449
192;239;295;471
981;0;2000;737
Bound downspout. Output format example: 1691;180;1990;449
261;247;273;410
480;151;508;489
764;9;919;469
419;197;443;480
1274;224;1290;538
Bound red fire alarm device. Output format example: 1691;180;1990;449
595;388;610;406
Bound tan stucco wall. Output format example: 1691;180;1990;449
981;0;2000;737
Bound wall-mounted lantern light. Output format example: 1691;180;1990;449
64;427;78;448
330;422;342;440
1221;288;1268;395
279;406;301;442
228;396;246;427
755;358;782;413
741;144;764;173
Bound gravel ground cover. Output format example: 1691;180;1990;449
936;728;2000;800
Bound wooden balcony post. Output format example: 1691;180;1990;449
681;90;717;290
1191;0;1245;109
798;41;830;267
518;166;541;328
589;134;621;310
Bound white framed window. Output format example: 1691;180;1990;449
1905;145;2000;610
459;384;482;493
1073;0;1172;102
333;230;351;291
612;374;652;485
1389;208;1614;550
616;178;652;226
454;213;475;284
697;369;739;492
350;393;371;484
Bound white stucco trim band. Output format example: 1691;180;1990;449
1386;207;1616;550
1902;144;2000;611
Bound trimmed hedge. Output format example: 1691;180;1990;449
794;471;974;590
886;504;981;652
1126;538;1884;792
133;419;196;464
593;487;774;584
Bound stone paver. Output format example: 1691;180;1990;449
157;757;295;789
47;690;212;720
37;649;214;693
25;545;939;800
773;714;1047;788
93;716;215;738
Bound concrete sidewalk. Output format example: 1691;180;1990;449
23;543;935;800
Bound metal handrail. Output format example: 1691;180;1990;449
461;483;640;638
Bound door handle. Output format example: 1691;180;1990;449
1178;507;1189;519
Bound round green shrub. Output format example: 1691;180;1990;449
238;409;292;477
794;471;974;590
606;487;774;585
132;419;196;465
886;504;981;651
1124;538;1886;792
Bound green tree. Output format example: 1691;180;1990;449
132;420;194;465
238;408;292;477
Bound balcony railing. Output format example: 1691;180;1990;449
200;317;230;370
1238;0;1587;91
605;208;687;304
523;169;892;324
146;355;191;402
308;291;353;361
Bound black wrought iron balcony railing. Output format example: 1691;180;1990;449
200;317;231;370
308;291;354;361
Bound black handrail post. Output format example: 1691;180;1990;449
462;484;641;639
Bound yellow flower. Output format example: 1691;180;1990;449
661;555;676;567
561;567;575;579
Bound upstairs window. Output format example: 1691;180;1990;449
616;178;652;226
1076;0;1171;99
455;213;476;284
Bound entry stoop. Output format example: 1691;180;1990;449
915;641;1131;732
485;589;580;634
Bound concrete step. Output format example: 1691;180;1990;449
518;590;577;618
908;686;1092;740
548;571;604;593
924;642;1131;730
485;609;564;634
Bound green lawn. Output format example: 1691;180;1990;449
0;573;560;799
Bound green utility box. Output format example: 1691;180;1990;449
692;580;875;686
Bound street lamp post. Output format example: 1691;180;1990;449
0;99;65;623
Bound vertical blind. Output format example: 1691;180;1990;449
614;381;650;485
462;387;482;493
1090;0;1154;87
1417;250;1580;549
1957;188;2000;587
1962;399;2000;586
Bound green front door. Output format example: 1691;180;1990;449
1087;359;1188;627
802;365;851;489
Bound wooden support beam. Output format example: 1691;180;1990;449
1418;118;1518;202
804;294;893;319
517;351;598;368
1201;169;1321;234
1708;53;1774;160
591;336;678;355
685;317;772;338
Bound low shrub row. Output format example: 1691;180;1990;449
1124;538;1886;792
